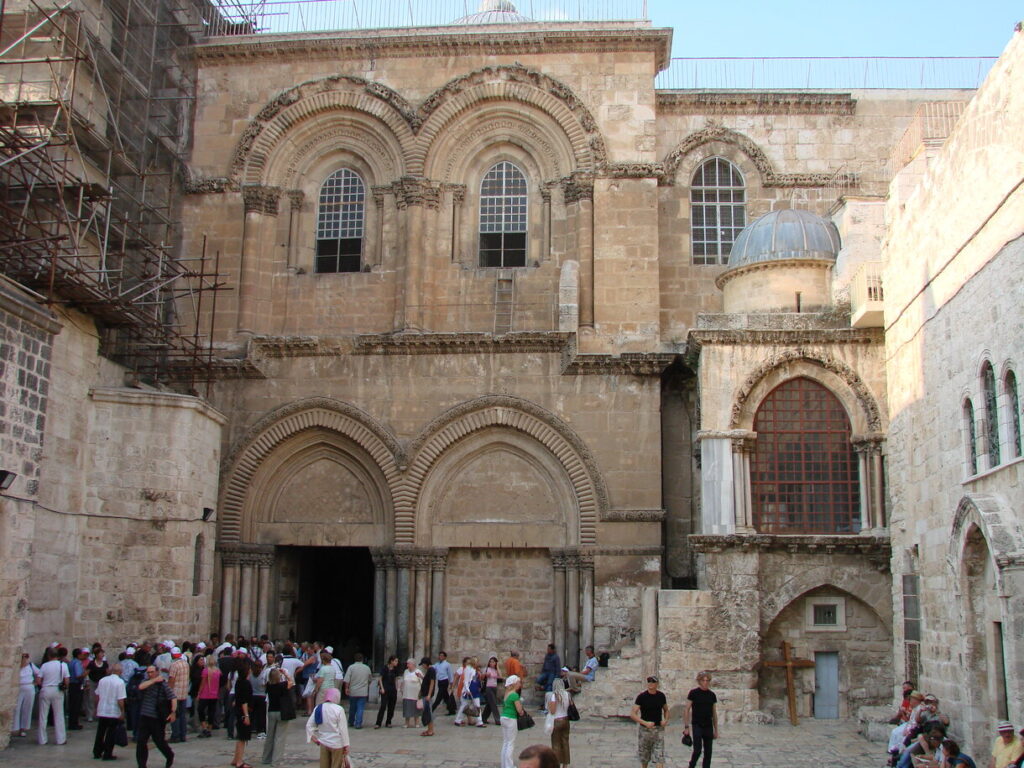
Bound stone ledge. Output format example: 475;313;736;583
0;277;62;335
600;509;666;522
689;326;883;348
690;533;891;559
89;387;228;425
561;351;676;375
353;331;572;355
657;91;857;116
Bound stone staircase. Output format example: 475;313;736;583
576;641;646;719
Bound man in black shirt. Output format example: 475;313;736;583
683;670;719;768
630;676;669;768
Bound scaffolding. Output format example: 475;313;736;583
0;0;227;390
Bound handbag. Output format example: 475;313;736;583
516;709;535;731
567;695;580;722
544;712;555;735
464;701;480;718
114;721;129;747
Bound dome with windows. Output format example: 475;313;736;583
451;0;534;25
716;208;841;313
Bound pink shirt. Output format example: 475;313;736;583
483;667;499;688
198;666;221;700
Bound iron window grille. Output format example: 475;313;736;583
316;168;365;273
691;157;745;265
751;377;860;534
479;161;528;268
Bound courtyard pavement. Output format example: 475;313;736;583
0;711;882;767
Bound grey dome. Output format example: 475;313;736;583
452;0;533;25
726;209;840;270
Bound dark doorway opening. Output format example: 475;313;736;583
293;546;375;667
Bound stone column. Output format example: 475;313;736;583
540;186;552;263
394;550;413;661
413;551;431;659
384;552;398;659
372;186;388;270
219;549;241;635
394;177;440;331
551;549;568;657
853;436;886;531
565;550;581;669
449;186;465;263
641;586;658;679
430;549;448;658
371;548;390;666
285;190;304;271
255;551;273;638
238;185;281;334
563;174;594;328
238;558;255;636
732;434;756;532
579;551;595;655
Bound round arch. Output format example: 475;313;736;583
730;351;884;435
218;398;403;543
397;395;608;546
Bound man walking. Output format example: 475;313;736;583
167;647;190;742
343;653;372;729
630;675;668;768
683;671;719;768
68;647;88;730
93;663;126;761
431;652;456;715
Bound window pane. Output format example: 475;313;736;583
479;162;529;267
316;169;365;273
690;158;745;266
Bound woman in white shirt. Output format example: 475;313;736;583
453;657;482;727
401;658;423;729
12;653;39;737
545;677;571;767
36;647;70;745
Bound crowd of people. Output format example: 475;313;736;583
11;635;599;768
885;681;1024;768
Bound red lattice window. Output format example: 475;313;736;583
751;377;860;534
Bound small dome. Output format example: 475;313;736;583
726;208;840;270
451;0;534;25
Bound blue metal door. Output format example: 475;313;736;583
814;652;839;719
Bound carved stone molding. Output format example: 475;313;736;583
661;123;859;189
550;550;570;570
599;509;666;523
250;335;347;358
561;171;594;204
561;350;676;376
287;189;305;210
353;331;572;356
690;533;890;560
430;549;449;571
852;434;886;454
218;543;275;566
657;92;857;116
184;173;232;194
242;185;282;215
393;176;441;210
689;328;883;347
597;162;666;179
591;546;663;556
202;358;268;380
448;184;467;206
369;547;396;569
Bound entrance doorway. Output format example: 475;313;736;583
813;652;839;719
288;546;375;667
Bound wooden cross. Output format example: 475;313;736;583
762;641;816;725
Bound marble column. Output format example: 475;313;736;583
384;554;398;658
238;559;255;636
413;552;430;659
255;553;273;638
285;190;303;271
430;550;448;658
395;551;412;661
579;551;595;655
371;548;389;666
732;434;755;532
853;436;886;531
238;185;280;334
566;551;581;669
540;187;552;263
219;550;240;635
551;550;567;658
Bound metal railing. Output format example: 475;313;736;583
656;57;997;91
850;261;884;328
203;0;649;36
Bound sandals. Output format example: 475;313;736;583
420;730;434;736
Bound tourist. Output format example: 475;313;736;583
991;721;1024;768
231;658;254;768
889;681;916;724
888;690;924;764
306;687;350;768
898;728;945;768
136;664;176;768
36;646;69;746
85;646;109;721
419;656;437;737
519;743;560;768
505;650;526;682
401;658;423;728
167;647;190;742
545;677;571;767
480;656;502;725
68;647;88;730
432;651;456;715
12;652;39;738
314;648;340;706
942;739;977;768
93;662;126;761
631;675;668;768
197;652;221;737
537;645;561;695
262;667;296;765
251;657;268;739
343;652;372;729
454;656;482;727
683;670;719;768
374;655;399;728
562;646;598;692
500;674;525;768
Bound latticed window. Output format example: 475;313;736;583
316;168;365;273
964;398;978;475
691;157;745;265
479;161;528;268
751;377;860;534
1006;370;1022;459
982;361;1000;466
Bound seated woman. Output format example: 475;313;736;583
897;729;945;768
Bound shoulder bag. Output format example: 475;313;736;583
516;709;535;731
567;693;580;722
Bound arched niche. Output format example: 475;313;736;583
416;428;578;547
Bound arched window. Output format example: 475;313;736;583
963;398;978;475
479;161;528;268
691;157;745;265
751;377;859;534
982;361;1000;466
1005;370;1022;459
316;168;365;273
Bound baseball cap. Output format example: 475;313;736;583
646;676;659;683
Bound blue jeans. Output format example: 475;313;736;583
171;707;188;741
348;696;367;727
537;672;554;692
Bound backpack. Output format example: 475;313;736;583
126;668;146;700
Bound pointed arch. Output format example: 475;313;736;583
948;494;1024;594
218;398;403;543
730;351;884;434
396;395;608;546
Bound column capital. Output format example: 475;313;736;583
370;547;396;569
242;184;283;215
852;433;886;454
430;548;448;571
393;176;441;210
561;171;594;204
550;548;570;570
287;189;305;210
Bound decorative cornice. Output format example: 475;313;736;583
184;173;232;194
661;123;859;189
242;184;282;215
690;534;891;560
204;357;268;380
353;331;572;356
250;335;349;358
597;162;665;179
561;351;676;376
191;26;673;73
592;546;663;556
600;509;666;523
689;328;883;348
656;91;857;116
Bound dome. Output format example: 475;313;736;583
451;0;534;25
725;208;840;271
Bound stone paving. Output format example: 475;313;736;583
0;711;883;767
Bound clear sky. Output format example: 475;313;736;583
646;0;1022;58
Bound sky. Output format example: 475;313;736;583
644;0;1022;58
